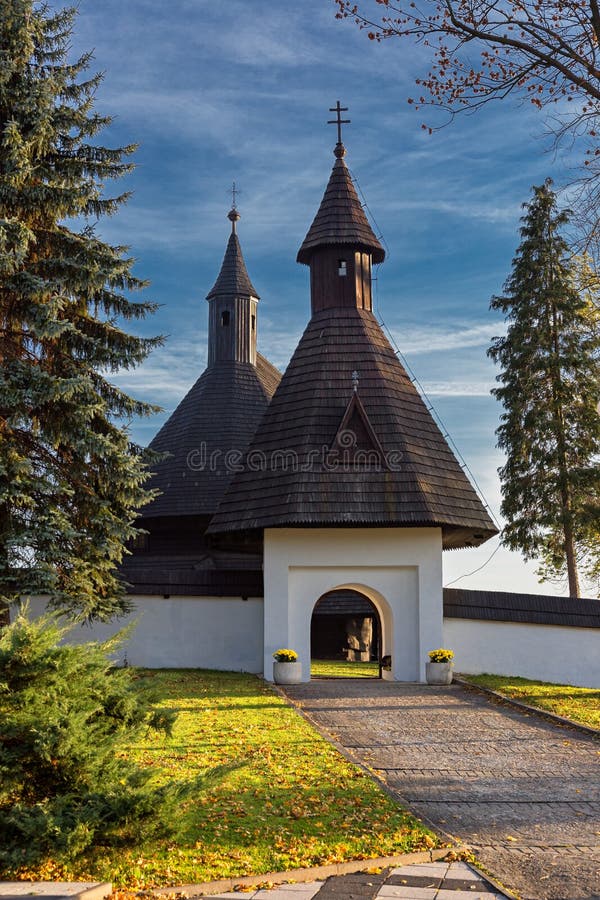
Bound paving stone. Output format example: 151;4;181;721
386;875;443;888
376;887;437;898
435;892;501;900
444;865;483;879
200;891;250;900
441;879;491;891
389;865;449;878
283;681;600;900
314;871;386;898
254;887;323;899
274;886;326;893
207;894;254;899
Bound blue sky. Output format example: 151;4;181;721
59;0;583;595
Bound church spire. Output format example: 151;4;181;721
206;205;259;367
297;104;385;315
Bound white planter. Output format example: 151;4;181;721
273;660;303;684
426;661;454;685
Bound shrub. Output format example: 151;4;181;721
0;608;176;868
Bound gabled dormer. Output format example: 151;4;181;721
206;208;259;366
296;140;385;315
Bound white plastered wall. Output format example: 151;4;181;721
263;527;444;683
18;595;264;672
444;617;600;688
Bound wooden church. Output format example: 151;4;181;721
31;108;600;687
114;110;497;683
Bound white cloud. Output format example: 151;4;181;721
389;322;505;355
423;380;493;397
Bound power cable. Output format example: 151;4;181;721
444;538;503;586
350;167;502;534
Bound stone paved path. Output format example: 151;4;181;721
209;861;506;899
280;680;600;900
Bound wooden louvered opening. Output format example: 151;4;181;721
310;589;381;679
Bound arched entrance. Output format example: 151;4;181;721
310;588;382;678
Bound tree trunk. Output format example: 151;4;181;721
563;517;581;598
549;295;581;597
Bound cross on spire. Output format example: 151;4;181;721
328;100;350;145
228;181;241;232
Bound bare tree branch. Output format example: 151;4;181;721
335;0;600;247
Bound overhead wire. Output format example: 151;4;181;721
349;166;505;586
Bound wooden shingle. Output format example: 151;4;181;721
208;308;497;548
142;355;280;519
444;587;600;628
297;149;385;265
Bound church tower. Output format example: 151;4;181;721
120;207;280;602
209;107;496;683
296;132;385;315
206;208;259;366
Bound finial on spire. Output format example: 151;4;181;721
352;370;359;393
328;100;350;157
227;182;241;233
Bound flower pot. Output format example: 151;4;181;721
273;660;302;684
426;661;454;685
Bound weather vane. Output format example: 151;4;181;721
328;100;350;145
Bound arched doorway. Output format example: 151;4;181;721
310;588;382;678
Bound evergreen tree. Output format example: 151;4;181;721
489;181;600;597
0;609;175;868
0;2;162;621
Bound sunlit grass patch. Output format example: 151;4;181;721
311;659;380;678
463;673;600;729
6;669;435;888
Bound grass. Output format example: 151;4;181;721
311;659;380;678
463;673;600;729
15;669;436;889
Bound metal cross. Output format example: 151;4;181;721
231;181;241;210
328;100;350;144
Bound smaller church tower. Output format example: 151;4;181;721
206;208;259;366
120;205;280;615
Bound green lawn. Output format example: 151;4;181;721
311;659;380;678
17;669;435;889
463;674;600;729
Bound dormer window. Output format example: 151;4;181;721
338;259;347;276
221;310;230;326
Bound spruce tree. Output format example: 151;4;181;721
0;609;175;867
0;2;162;620
489;181;600;597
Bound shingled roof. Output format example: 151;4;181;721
444;588;600;628
142;355;280;518
140;207;280;520
121;552;264;597
208;307;497;548
207;211;259;299
297;144;385;265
